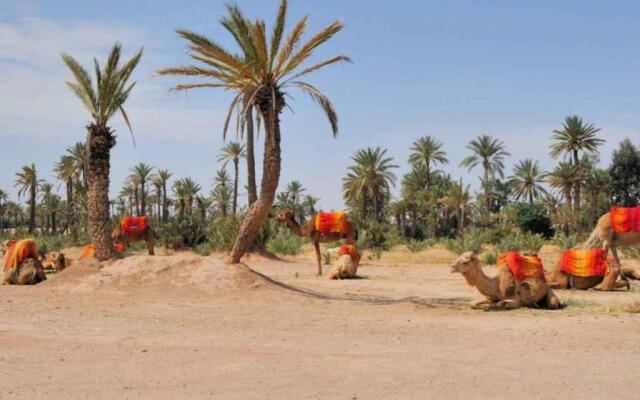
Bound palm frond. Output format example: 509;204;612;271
279;20;344;77
291;81;338;136
269;0;288;70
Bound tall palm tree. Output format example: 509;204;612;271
173;178;201;217
119;180;138;216
15;164;41;233
39;182;54;233
508;159;548;204
62;43;143;260
54;155;77;233
343;147;398;222
159;0;349;263
0;189;8;234
440;179;471;235
217;142;246;216
460;135;510;212
5;201;23;229
151;169;172;224
549;115;604;219
129;163;154;217
546;162;576;218
284;180;306;221
408;136;448;189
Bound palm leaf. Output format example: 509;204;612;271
291;81;338;136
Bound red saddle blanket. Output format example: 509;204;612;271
339;244;360;264
496;252;545;283
315;212;351;234
4;239;38;271
121;216;148;235
559;248;607;277
610;207;640;233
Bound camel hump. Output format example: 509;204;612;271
315;211;350;234
121;216;149;235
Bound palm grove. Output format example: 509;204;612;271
2;1;640;260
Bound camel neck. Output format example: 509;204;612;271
461;265;500;299
284;218;305;236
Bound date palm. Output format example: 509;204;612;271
440;179;471;235
62;43;143;260
408;136;448;189
129;163;154;217
343;147;398;222
173;178;201;217
218;142;246;216
67;142;87;191
54;155;77;233
546;162;576;215
460;135;510;212
15;164;42;233
508;159;547;204
152;169;172;224
550;115;604;219
212;184;232;217
159;0;349;262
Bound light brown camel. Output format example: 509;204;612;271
328;246;361;280
275;211;358;276
111;220;155;255
450;251;560;311
582;211;640;267
42;251;67;273
3;257;47;285
547;261;640;291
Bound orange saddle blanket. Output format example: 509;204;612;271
610;207;640;233
338;244;360;264
79;242;125;260
315;212;351;234
559;248;607;277
121;216;148;235
4;239;38;271
497;252;545;283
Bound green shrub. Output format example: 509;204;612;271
496;233;545;254
195;242;214;256
158;217;207;249
267;228;304;255
207;217;240;252
322;252;331;265
513;203;554;238
406;239;427;253
370;246;383;260
446;227;486;255
554;233;580;250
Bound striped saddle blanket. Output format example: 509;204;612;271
610;207;640;233
559;248;607;277
315;212;351;234
121;216;148;235
339;244;360;263
497;252;545;283
4;239;38;271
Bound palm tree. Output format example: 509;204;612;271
301;195;319;219
343;147;398;222
129;163;154;216
5;201;23;229
0;189;8;234
159;0;349;263
67;142;87;191
460;135;510;212
583;168;611;226
211;184;232;217
15;164;41;233
119;180;138;216
217;142;246;216
62;43;143;260
173;178;201;217
549;115;604;219
508;159;547;204
151;169;172;224
546;162;576;224
408;136;448;189
54;155;77;233
440;179;471;235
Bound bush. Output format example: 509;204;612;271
406;239;427;253
207;217;240;252
358;221;388;250
513;203;554;238
446;227;486;255
554;233;580;250
195;242;214;256
158;217;207;249
496;233;545;254
267;228;304;255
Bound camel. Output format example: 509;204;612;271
111;217;155;255
582;210;640;268
450;251;560;311
42;251;67;273
3;257;46;285
328;245;361;280
275;211;358;276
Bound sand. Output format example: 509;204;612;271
2;246;640;399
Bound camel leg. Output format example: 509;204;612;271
470;299;493;310
486;298;522;311
543;290;561;310
622;268;640;280
599;267;629;291
146;231;155;256
314;240;322;276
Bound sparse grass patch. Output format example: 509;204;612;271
267;228;304;256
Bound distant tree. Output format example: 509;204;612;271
609;138;640;207
0;189;8;234
54;155;77;233
15;164;42;233
218;142;246;217
129;163;154;216
508;159;547;204
408;136;448;189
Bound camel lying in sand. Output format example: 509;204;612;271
450;251;560;311
111;216;155;255
42;251;67;273
3;239;47;285
328;245;361;280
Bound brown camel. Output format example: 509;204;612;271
582;212;640;267
111;221;155;255
3;258;47;285
42;251;67;273
275;211;358;276
450;251;560;311
547;261;640;291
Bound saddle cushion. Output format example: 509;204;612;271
338;244;360;264
315;212;351;234
610;207;640;233
497;252;545;283
121;216;148;235
4;239;39;272
559;248;607;277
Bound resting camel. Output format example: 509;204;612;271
42;251;67;273
275;211;358;276
111;216;155;255
328;245;361;280
582;209;640;267
450;251;560;311
3;239;47;285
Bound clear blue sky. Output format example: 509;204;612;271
1;0;639;210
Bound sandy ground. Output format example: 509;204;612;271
2;245;640;399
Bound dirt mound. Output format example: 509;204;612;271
41;254;269;294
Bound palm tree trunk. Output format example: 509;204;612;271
246;105;258;206
483;167;490;213
228;98;282;263
66;179;74;234
162;183;168;224
573;150;581;230
28;185;36;233
86;124;115;260
232;158;239;216
140;182;146;216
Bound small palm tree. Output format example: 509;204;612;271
62;43;143;260
408;136;448;189
15;164;42;233
211;184;232;217
129;163;154;216
546;162;576;214
54;155;77;233
460;135;510;212
218;142;246;216
159;0;349;262
66;142;87;191
301;195;319;219
583;168;611;226
508;159;548;204
173;178;201;217
550;115;604;218
343;147;398;222
152;169;172;225
440;179;471;235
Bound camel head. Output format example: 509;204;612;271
450;251;479;274
43;251;67;272
274;210;295;224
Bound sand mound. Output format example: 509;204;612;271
42;254;269;294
